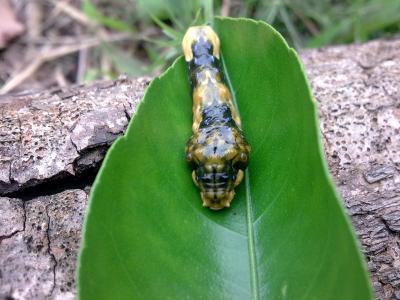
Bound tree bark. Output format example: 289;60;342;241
1;39;400;299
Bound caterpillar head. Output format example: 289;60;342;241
182;25;220;62
186;150;249;210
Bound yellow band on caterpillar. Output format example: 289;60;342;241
181;25;220;61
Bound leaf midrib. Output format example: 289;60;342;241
221;52;260;300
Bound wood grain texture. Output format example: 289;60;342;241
1;39;399;299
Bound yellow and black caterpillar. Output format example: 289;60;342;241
182;26;251;210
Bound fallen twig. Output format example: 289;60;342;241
0;33;132;94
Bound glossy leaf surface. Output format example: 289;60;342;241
78;18;373;299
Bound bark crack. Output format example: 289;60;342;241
4;170;95;200
0;201;26;244
69;135;80;155
380;216;399;236
45;204;57;298
123;103;132;122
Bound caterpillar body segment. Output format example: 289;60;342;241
182;26;251;210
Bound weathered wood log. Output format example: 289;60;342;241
1;38;400;299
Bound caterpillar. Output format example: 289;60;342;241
182;26;251;210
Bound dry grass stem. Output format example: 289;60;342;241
0;33;132;94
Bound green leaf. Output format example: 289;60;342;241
82;0;133;32
201;0;214;25
101;43;147;76
307;19;352;48
150;14;183;40
136;0;204;27
78;17;373;299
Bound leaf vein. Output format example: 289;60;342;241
221;52;260;300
